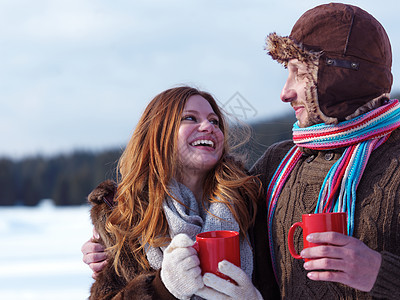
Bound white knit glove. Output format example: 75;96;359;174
160;234;204;300
195;260;263;300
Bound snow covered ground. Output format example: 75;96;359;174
0;202;94;300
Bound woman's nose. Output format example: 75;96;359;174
198;119;214;132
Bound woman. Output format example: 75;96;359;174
83;86;263;299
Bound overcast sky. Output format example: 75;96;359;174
2;0;399;158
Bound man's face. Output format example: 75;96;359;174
280;59;314;127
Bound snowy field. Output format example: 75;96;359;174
0;202;94;300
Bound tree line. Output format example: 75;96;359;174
3;92;400;207
0;114;296;206
0;149;122;206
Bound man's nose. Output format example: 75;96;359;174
280;80;296;103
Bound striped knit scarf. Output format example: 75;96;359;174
266;99;400;278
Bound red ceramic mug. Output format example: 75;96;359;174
193;230;240;282
288;212;347;261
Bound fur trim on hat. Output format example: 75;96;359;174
265;32;320;67
265;32;338;124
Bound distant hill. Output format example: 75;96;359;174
0;113;295;206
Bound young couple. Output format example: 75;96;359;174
83;3;400;299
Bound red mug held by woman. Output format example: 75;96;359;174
288;212;347;261
193;230;240;282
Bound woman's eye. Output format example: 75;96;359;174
210;119;219;125
182;115;196;121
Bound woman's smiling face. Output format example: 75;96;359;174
177;95;224;176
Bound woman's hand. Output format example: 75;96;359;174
161;234;203;300
195;260;263;300
81;228;108;279
301;232;382;292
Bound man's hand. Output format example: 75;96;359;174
81;228;107;279
301;232;382;292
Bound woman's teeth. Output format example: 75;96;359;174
191;139;214;148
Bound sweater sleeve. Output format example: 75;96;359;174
369;251;400;299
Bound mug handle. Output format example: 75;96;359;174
288;222;303;259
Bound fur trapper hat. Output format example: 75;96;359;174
266;3;393;123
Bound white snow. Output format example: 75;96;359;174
0;203;95;300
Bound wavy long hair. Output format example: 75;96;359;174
106;86;260;274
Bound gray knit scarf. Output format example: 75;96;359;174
145;179;253;281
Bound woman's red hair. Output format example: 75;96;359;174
106;86;260;274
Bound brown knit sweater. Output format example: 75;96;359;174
251;129;400;299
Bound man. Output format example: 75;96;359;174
251;3;400;299
83;3;400;299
